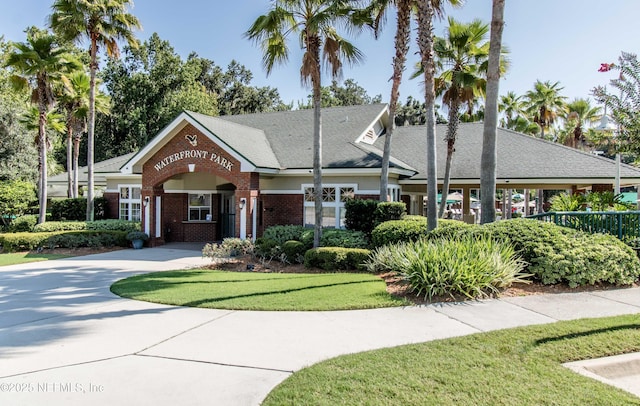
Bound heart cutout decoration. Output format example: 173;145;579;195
185;134;198;146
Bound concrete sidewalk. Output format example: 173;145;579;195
0;245;638;405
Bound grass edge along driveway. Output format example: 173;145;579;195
0;252;71;266
263;314;640;405
110;269;409;311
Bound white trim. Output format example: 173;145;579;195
260;188;379;195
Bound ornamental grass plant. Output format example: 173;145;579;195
366;235;529;300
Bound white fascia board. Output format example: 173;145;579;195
399;177;640;186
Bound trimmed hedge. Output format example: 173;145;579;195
282;240;307;264
304;247;371;271
0;230;128;252
33;220;140;233
479;219;640;287
401;219;640;288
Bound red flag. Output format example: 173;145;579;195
598;63;615;72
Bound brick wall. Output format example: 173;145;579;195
260;194;304;234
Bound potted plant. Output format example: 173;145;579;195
127;231;149;249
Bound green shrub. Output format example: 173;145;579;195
282;240;307;264
262;225;309;245
254;237;279;259
374;202;406;223
371;219;428;247
34;221;87;232
202;238;254;261
320;228;369;248
424;219;474;241
9;214;38;232
481;219;640;287
87;220;140;232
50;198;86;221
0;230;128;252
304;247;371;271
33;220;140;233
365;236;529;299
344;199;379;235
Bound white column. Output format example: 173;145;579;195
251;197;257;242
144;198;150;236
155;196;161;238
615;152;621;195
239;198;247;240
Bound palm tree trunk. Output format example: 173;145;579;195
86;37;98;221
311;44;323;248
416;0;438;231
73;135;81;198
66;125;73;198
38;108;48;225
480;0;505;224
438;101;460;218
380;0;411;202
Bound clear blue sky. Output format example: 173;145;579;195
1;0;639;108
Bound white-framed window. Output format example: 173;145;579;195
303;185;355;228
188;194;211;221
119;186;141;222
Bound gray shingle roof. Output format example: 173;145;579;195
381;123;640;181
185;111;281;169
216;104;388;169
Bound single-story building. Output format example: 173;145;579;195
49;104;640;245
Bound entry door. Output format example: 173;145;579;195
219;193;236;239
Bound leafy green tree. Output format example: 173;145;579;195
0;37;38;183
5;27;80;224
592;52;640;156
247;0;365;248
480;0;505;224
50;0;142;221
0;180;37;228
525;79;567;139
299;78;381;108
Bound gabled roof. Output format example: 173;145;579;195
380;123;640;185
49;152;136;184
218;104;389;169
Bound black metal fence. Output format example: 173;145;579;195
527;211;640;242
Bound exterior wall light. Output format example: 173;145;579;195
188;163;195;173
239;198;246;210
143;196;150;207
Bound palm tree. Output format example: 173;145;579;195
480;0;505;224
366;0;412;202
433;17;495;218
58;70;111;198
525;80;567;139
499;91;525;128
5;28;80;224
49;0;141;221
247;0;364;248
414;0;450;231
562;98;600;149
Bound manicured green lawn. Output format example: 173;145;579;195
263;314;640;405
0;252;71;266
111;269;408;311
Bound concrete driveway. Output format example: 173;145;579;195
1;245;639;405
